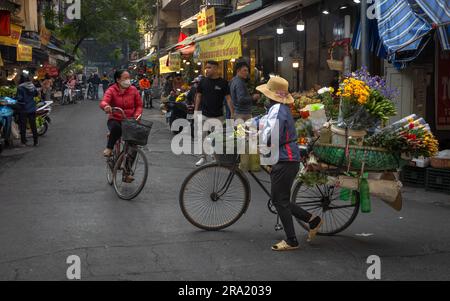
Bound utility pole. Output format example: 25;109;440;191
361;0;369;69
156;0;161;88
156;0;161;61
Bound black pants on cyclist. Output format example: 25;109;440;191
107;119;121;149
271;161;312;245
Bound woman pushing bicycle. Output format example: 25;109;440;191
254;76;323;251
100;69;143;159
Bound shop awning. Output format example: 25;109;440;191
131;48;156;63
411;0;450;50
196;0;311;42
225;0;263;19
377;0;432;64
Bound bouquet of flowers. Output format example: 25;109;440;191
335;68;397;131
317;86;339;120
364;115;439;158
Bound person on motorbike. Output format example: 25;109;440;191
41;74;53;102
99;69;143;161
139;74;152;108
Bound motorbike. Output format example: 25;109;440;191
165;90;188;135
35;100;53;136
62;84;77;105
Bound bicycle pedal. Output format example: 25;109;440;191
275;224;284;231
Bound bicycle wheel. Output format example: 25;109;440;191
105;151;116;185
179;163;250;231
291;181;360;235
112;147;148;200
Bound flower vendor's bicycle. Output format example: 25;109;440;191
179;135;362;236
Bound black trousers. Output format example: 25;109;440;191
19;112;38;144
107;119;122;149
271;161;312;241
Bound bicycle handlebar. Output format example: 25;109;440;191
111;107;126;119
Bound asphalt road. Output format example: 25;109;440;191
0;100;449;281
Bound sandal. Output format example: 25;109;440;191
271;240;299;251
307;218;324;242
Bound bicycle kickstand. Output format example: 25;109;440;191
274;215;283;231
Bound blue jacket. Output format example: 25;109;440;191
16;82;38;113
230;76;253;115
259;103;300;163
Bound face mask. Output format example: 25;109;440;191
120;79;131;88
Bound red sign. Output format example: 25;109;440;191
436;45;450;130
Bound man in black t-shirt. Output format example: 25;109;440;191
194;61;235;166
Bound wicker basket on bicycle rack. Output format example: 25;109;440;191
313;143;409;171
209;129;240;166
122;119;153;146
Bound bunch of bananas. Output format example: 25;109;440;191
365;91;396;121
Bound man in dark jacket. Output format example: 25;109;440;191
16;74;39;147
229;61;260;121
91;72;101;100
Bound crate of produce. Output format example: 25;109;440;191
426;168;450;194
400;165;427;187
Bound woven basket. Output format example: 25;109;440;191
430;157;450;169
327;48;344;72
313;143;408;171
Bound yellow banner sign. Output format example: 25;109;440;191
198;30;242;62
169;52;181;70
0;24;22;47
197;7;216;36
17;44;33;62
159;54;181;75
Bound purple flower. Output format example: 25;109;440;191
344;67;399;99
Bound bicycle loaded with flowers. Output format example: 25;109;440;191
289;67;439;213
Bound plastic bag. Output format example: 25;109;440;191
11;120;20;139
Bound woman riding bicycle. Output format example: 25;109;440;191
99;69;143;159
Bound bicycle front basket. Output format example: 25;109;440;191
122;119;153;146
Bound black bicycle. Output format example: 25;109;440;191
179;137;360;235
105;107;152;200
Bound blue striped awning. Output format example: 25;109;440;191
410;0;450;50
378;0;432;63
352;18;387;59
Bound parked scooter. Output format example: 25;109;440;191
35;100;53;136
0;97;16;152
62;84;77;105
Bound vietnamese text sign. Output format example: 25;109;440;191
17;44;32;62
159;55;170;74
0;24;22;46
169;52;181;70
198;31;242;62
436;46;450;130
197;7;216;36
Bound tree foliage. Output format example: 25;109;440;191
45;0;156;71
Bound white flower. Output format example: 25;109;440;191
318;87;331;95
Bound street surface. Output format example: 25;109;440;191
0;100;449;280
